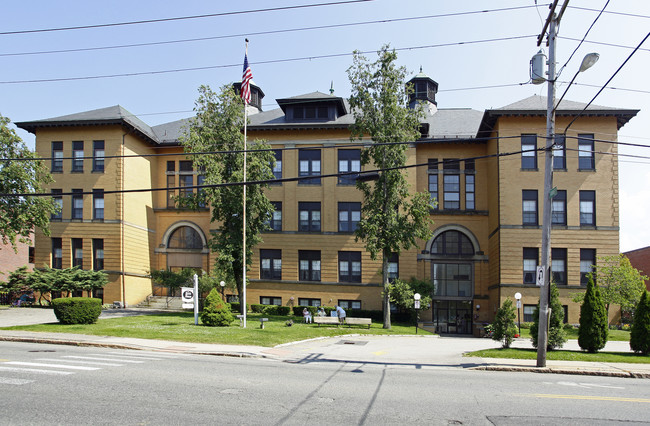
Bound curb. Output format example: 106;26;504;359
469;365;650;379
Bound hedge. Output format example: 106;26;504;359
52;297;102;324
251;304;291;315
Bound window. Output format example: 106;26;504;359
443;175;460;210
93;239;104;271
72;141;84;172
523;304;536;322
465;174;475;210
388;252;399;282
197;174;206;208
168;226;203;249
299;250;321;281
93;189;104;220
521;134;537;169
551;248;567;285
179;160;193;172
338;202;360;232
272;150;282;181
269;202;282;231
338;300;362;310
179;161;193;198
51;189;63;220
522;190;538;226
523;248;538;284
260;296;282;305
433;263;472;297
298;149;321;185
71;189;83;220
553;134;566;169
167;175;176;208
93;140;105;172
563;305;568;324
428;172;438;209
338;149;360;185
292;105;329;121
299;202;321;232
339;251;361;283
298;298;321;307
72;238;83;268
431;231;474;256
580;249;596;285
260;249;282;280
51;142;63;172
551;190;566;225
578;134;595;170
580;190;595;226
28;247;35;264
167;161;176;172
52;238;62;269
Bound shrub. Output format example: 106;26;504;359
530;282;567;351
251;304;265;313
563;323;574;331
519;322;533;330
200;289;234;327
492;299;517;348
52;297;102;324
578;276;608;353
630;290;650;355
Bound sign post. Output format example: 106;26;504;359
193;274;199;325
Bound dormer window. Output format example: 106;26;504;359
291;105;331;121
276;92;348;123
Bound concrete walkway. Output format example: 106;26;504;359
1;307;648;378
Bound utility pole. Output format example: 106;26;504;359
536;0;566;368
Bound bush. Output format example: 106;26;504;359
630;290;650;355
492;299;517;348
200;289;234;327
578;276;608;353
52;297;102;324
251;304;266;313
563;323;575;331
520;322;533;330
530;282;567;351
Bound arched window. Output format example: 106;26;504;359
431;230;474;256
168;226;203;249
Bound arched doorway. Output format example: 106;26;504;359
425;227;479;335
158;221;209;271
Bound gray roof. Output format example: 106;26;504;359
426;108;483;139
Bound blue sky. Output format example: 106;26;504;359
1;0;648;252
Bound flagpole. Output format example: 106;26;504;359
242;39;248;329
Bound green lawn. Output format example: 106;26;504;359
516;327;631;342
465;347;650;363
0;312;429;347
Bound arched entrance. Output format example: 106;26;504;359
424;226;480;335
159;221;209;271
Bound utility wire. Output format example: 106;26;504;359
1;5;548;58
0;0;375;36
0;35;537;85
559;36;650;53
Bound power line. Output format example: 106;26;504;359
0;0;375;36
0;35;537;85
558;36;650;53
567;6;650;20
1;5;548;58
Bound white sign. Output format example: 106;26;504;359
414;300;421;309
181;287;194;309
536;266;545;287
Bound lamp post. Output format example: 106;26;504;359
219;280;225;300
414;293;421;335
514;292;522;336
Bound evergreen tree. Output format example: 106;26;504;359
530;282;567;350
200;288;234;327
578;276;608;353
630;290;650;355
492;298;517;348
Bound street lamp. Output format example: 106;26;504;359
514;292;522;337
555;53;600;111
219;280;225;300
414;293;421;335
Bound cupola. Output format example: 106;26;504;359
232;80;265;114
406;67;438;112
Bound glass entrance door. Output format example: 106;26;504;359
433;300;473;334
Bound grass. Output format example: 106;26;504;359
465;347;650;363
0;312;429;347
516;327;631;342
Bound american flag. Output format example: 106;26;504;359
241;53;253;105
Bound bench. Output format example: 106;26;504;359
313;316;340;327
344;317;372;329
260;317;268;329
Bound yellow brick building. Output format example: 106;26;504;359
16;72;638;334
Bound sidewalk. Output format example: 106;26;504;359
1;307;648;378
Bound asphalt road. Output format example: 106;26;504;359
1;341;649;425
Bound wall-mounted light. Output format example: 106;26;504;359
475;304;481;311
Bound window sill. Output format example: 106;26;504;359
92;170;105;174
520;168;539;172
578;168;596;172
70;170;84;173
553;168;567;172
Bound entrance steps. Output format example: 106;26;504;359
137;296;183;310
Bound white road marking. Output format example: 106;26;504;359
557;381;625;390
36;358;123;367
90;353;173;361
0;377;34;385
62;356;144;364
5;362;100;371
0;366;73;375
106;351;187;358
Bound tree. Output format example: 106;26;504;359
572;254;647;321
492;299;517;348
578;276;609;353
200;288;234;327
0;266;31;300
530;282;567;350
388;277;432;311
148;268;194;296
347;45;433;329
0;115;58;250
630;290;650;355
180;85;275;313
